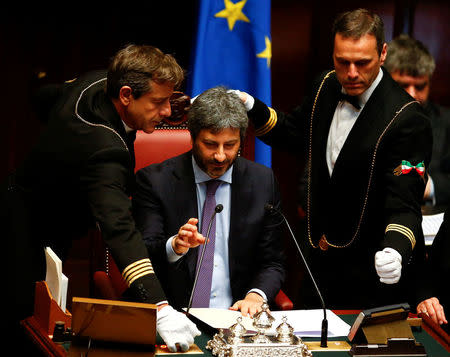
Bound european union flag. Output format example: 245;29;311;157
187;0;272;167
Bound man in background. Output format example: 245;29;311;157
384;34;450;207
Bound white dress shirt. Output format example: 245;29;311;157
165;156;266;308
326;69;383;176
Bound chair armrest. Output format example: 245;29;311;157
275;289;294;310
93;271;120;300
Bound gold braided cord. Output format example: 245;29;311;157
255;107;277;136
385;224;416;249
306;70;335;249
306;70;419;249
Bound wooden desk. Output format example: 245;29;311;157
21;316;67;357
21;311;450;356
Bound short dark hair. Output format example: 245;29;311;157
332;8;385;55
187;86;248;143
384;34;435;77
106;44;184;99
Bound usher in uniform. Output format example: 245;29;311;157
247;68;432;309
7;70;165;319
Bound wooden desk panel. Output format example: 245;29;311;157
21;311;449;356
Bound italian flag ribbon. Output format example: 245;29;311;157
401;160;425;176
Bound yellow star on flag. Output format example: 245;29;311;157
215;0;250;31
257;36;272;68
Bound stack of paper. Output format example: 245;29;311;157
422;212;444;246
185;308;351;337
45;247;69;312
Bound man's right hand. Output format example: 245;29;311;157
172;218;206;255
156;305;201;352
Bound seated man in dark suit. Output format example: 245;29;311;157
133;86;285;316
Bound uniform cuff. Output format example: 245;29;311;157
248;98;272;129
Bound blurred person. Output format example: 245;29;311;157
416;203;449;330
384;34;450;207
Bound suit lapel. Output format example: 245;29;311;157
308;74;341;240
172;152;201;278
228;158;249;277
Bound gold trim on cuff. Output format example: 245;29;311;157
255;107;277;136
385;224;416;249
123;258;154;286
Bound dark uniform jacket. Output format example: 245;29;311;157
132;152;285;310
248;68;433;309
10;70;165;313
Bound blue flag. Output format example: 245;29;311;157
187;0;272;167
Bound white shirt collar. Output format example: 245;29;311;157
122;121;134;134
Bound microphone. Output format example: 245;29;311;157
186;204;223;315
264;203;328;348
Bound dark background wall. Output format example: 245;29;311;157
3;1;448;307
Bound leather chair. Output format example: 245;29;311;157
92;127;293;310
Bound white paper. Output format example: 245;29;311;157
45;246;62;305
60;273;69;312
184;308;351;337
422;212;444;245
44;246;68;310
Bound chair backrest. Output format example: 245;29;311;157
134;128;192;172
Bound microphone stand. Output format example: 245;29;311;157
265;204;328;347
186;204;223;316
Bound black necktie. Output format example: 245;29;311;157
339;92;361;110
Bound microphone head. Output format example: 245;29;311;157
264;203;274;212
215;204;223;213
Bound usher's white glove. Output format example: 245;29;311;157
375;247;402;284
227;89;254;111
157;305;201;352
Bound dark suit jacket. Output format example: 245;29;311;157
417;204;450;314
133;152;286;310
248;68;433;309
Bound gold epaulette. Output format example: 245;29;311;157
385;224;416;249
122;258;155;286
255;107;277;136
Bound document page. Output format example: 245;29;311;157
45;246;62;305
185;308;351;337
422;212;444;245
44;246;68;310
